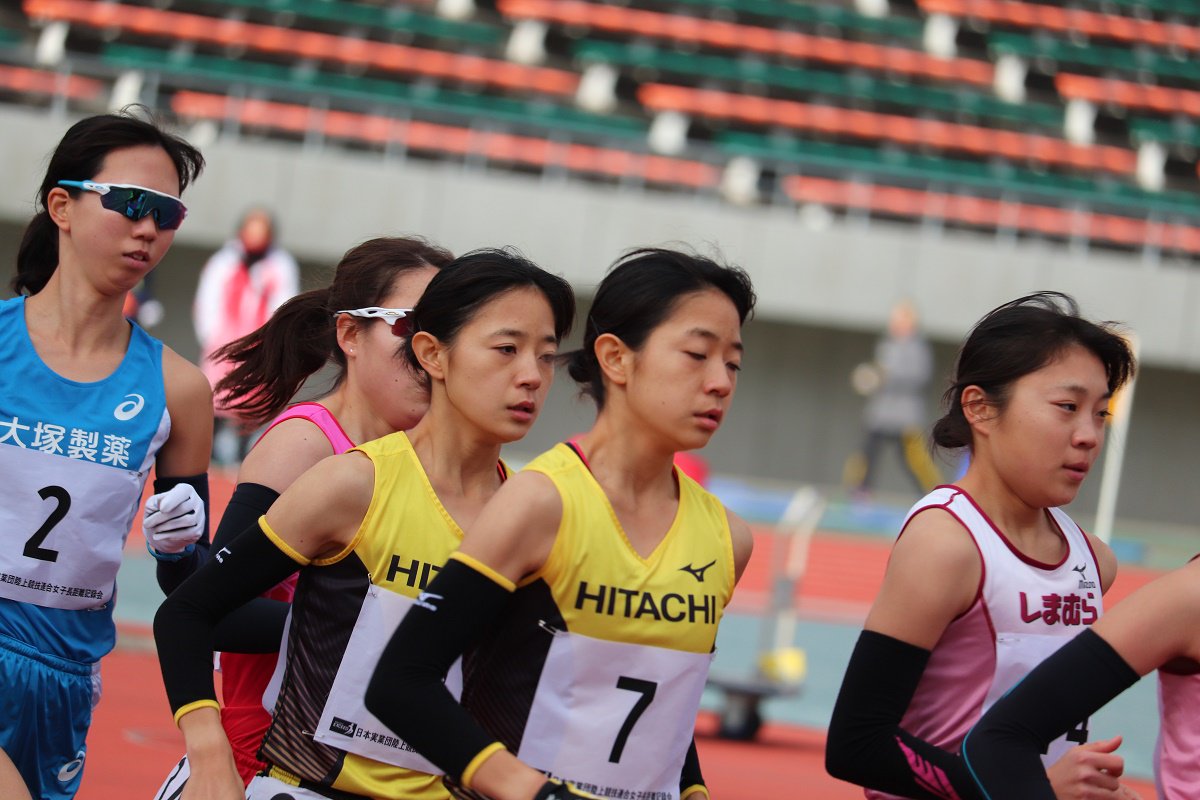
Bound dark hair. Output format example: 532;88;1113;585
14;108;206;296
214;236;454;425
931;291;1136;451
564;247;756;409
402;248;575;378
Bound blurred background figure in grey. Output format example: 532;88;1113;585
847;300;941;497
193;207;299;467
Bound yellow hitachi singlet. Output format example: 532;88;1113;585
259;431;507;800
461;442;734;800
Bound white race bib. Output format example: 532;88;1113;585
518;627;713;800
987;630;1088;765
313;586;461;772
0;445;144;610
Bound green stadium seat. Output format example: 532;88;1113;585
663;0;925;42
193;0;504;46
575;39;1062;131
1129;117;1200;149
990;31;1200;85
716;130;1200;221
101;43;646;141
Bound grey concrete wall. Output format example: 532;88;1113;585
2;105;1197;527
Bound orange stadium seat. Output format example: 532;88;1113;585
640;84;1137;176
1057;73;1200;118
783;175;1200;255
22;0;579;97
170;90;719;189
0;62;101;100
919;0;1200;52
497;0;994;87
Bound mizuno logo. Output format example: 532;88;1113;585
114;393;145;421
214;547;232;563
1073;563;1097;589
415;591;442;612
679;560;716;583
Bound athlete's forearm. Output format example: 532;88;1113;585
154;517;305;715
825;630;984;800
961;629;1140;799
364;553;513;782
206;482;290;653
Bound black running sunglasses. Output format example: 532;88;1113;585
58;180;188;231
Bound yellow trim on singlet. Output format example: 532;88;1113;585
172;699;220;727
259;516;312;566
682;784;710;800
460;742;507;789
449;551;516;592
265;764;303;787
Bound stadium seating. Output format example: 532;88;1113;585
4;0;1196;256
169;90;719;189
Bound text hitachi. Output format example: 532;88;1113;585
574;581;717;624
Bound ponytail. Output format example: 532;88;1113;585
213;287;341;426
12;213;61;296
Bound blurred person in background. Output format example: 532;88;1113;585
194;207;300;466
846;299;940;498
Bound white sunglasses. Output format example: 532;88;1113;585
335;307;414;337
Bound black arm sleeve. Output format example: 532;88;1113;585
153;474;211;595
153;519;305;714
204;482;292;654
680;737;705;794
825;630;984;800
364;557;512;781
961;628;1141;800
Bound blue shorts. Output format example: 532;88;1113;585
0;634;95;800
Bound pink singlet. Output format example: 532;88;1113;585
219;402;354;784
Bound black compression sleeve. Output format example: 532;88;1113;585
204;482;291;654
211;483;280;551
825;630;984;800
152;474;211;594
961;629;1140;800
364;556;511;781
680;737;705;795
154;519;305;715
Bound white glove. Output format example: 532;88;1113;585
143;483;205;555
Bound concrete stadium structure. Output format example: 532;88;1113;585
2;104;1198;530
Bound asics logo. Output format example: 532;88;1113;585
114;393;145;421
415;591;442;612
679;560;716;583
57;751;85;783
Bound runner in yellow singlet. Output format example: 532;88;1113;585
365;248;757;800
153;249;575;800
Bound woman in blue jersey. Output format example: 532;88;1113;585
154;249;575;800
1;111;211;799
365;248;757;800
